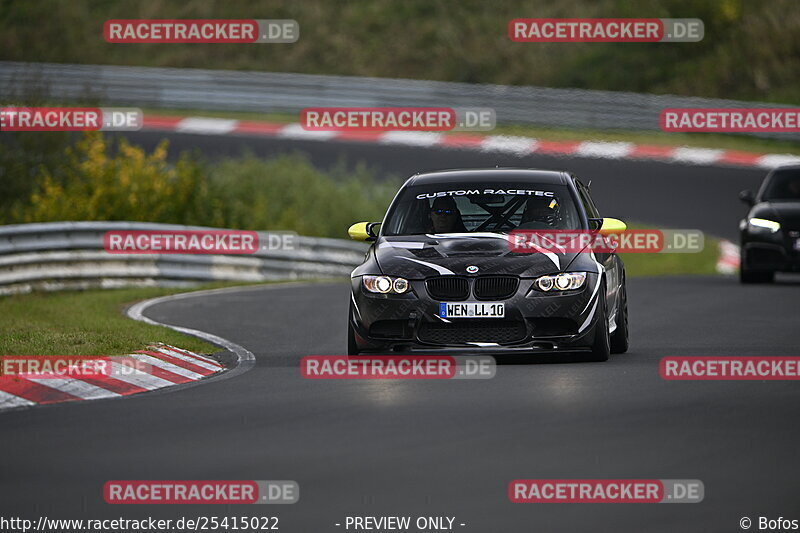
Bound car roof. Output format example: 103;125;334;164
404;168;569;187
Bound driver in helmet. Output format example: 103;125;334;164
428;197;468;233
517;196;560;229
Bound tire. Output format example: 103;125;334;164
739;249;775;284
588;284;610;362
610;282;629;354
740;267;774;284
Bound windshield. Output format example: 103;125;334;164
762;170;800;201
382;182;582;236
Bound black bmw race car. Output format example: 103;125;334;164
739;165;800;283
346;169;629;362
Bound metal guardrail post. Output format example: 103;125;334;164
1;61;796;140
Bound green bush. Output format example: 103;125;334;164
12;133;398;239
208;153;398;237
19;132;218;226
0;132;72;224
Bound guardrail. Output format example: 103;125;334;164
0;221;368;295
1;61;797;140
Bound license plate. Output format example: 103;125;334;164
439;302;505;318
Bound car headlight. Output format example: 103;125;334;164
748;218;781;233
362;275;410;294
533;272;586;292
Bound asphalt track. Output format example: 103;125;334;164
2;133;799;532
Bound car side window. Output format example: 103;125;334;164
575;178;601;218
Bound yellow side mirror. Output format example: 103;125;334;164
348;222;378;241
599;218;627;234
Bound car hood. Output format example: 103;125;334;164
752;202;800;228
374;233;587;278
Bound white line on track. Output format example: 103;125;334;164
125;284;326;382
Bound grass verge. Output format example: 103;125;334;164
620;244;719;277
619;223;721;276
0;281;266;357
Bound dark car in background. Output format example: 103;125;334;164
739;166;800;283
346;169;629;362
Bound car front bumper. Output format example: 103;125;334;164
741;236;800;273
349;273;604;354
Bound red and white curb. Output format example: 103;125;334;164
0;344;223;412
144;116;800;169
716;240;741;275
